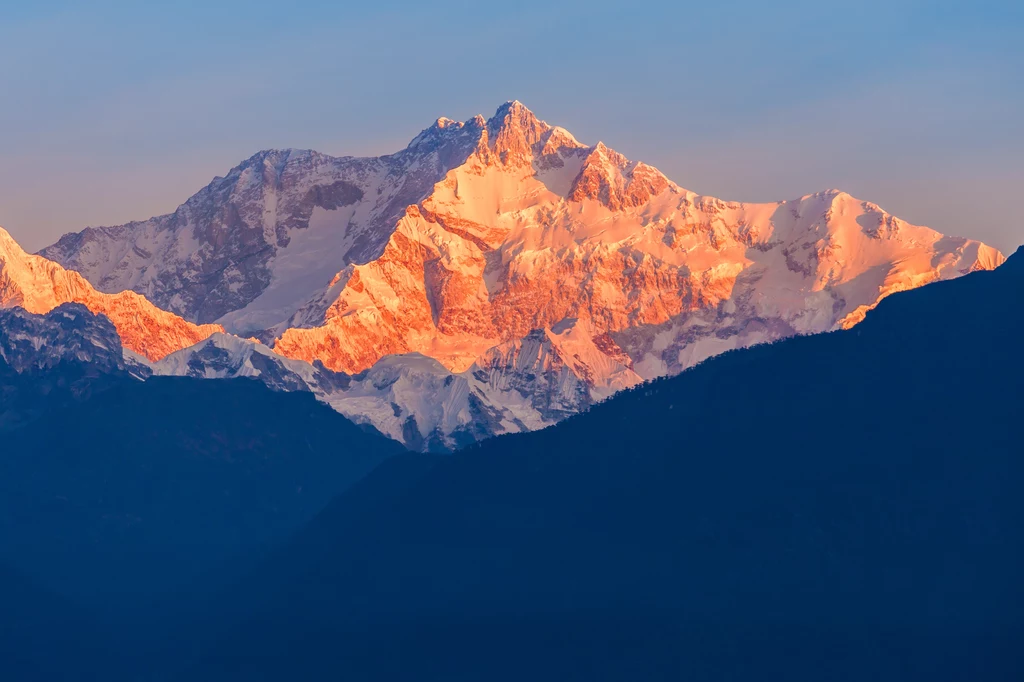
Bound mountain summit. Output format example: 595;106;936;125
33;102;1005;447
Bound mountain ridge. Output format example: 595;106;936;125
0;303;129;429
26;102;1005;447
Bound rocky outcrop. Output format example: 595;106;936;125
0;303;125;376
0;303;129;428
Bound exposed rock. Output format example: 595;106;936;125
0;303;129;428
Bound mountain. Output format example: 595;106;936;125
0;303;129;428
178;248;1024;681
270;103;1002;378
0;226;220;360
36;102;1003;448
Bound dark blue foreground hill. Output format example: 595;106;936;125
184;250;1024;681
0;561;115;682
0;371;404;609
0;305;406;679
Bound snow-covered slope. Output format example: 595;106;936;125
41;123;484;328
36;102;1005;449
1;227;221;361
146;331;632;451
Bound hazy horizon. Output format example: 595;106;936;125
2;0;1022;253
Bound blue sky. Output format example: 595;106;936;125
1;0;1022;252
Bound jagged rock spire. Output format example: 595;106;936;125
483;100;553;165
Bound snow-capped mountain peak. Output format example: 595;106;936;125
484;100;554;164
31;103;1008;449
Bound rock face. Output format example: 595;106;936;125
1;227;221;361
0;303;125;376
0;303;129;428
36;101;1005;448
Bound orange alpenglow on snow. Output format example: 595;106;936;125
0;226;222;361
271;102;1004;376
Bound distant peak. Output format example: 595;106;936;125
234;148;314;175
405;114;484;152
568;143;673;210
496;99;529;114
581;141;628;168
488;100;542;129
806;188;851;200
483;101;553;165
0;225;27;257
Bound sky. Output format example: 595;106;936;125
1;0;1022;253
